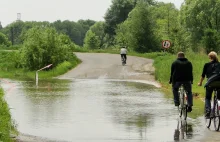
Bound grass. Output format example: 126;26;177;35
0;50;81;141
0;51;81;80
0;88;16;142
75;48;208;119
135;51;208;119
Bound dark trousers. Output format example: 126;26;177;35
205;87;220;112
172;82;193;106
121;54;127;62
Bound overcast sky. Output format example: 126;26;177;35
0;0;184;27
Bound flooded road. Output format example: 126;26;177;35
1;79;205;142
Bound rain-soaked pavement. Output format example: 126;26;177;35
0;78;213;142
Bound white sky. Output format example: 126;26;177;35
0;0;184;27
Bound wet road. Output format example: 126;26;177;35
1;53;220;141
2;79;203;142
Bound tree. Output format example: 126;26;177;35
52;20;84;46
89;22;106;48
180;0;220;51
151;2;181;52
20;27;73;70
202;29;220;53
84;30;100;49
115;1;160;53
0;32;11;46
104;0;135;42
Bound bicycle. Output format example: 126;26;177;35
204;86;220;131
178;84;188;120
121;56;126;66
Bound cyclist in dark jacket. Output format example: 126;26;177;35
198;51;219;117
169;52;193;112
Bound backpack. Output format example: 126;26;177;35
212;62;220;74
205;62;220;88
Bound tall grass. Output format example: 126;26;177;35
0;51;81;80
0;88;14;142
149;51;208;95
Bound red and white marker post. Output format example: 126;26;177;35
36;64;53;86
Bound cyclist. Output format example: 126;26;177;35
120;46;127;64
169;52;193;112
198;51;219;118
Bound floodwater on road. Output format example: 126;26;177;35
1;79;205;142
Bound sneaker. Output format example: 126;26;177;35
187;106;192;112
175;102;180;106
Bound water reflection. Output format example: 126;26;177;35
1;79;201;142
174;119;193;141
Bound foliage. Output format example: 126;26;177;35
104;0;135;41
52;20;84;46
20;27;73;70
202;28;220;53
0;20;95;47
0;32;11;46
0;51;20;71
0;88;13;142
115;1;160;53
180;0;220;52
84;22;106;48
84;30;100;49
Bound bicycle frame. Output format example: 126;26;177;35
178;84;188;120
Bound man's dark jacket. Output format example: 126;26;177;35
170;58;193;84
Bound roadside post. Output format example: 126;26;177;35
162;40;171;53
36;64;53;86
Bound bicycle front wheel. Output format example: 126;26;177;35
182;105;187;120
214;99;220;131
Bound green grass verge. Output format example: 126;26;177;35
0;88;16;142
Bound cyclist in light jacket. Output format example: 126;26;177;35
120;46;127;64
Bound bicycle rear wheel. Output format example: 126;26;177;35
214;98;220;131
122;58;125;66
204;106;211;128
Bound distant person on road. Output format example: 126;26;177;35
120;46;127;64
198;51;219;118
169;52;193;112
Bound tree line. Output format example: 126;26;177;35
0;0;219;69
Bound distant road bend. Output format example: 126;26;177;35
58;52;161;87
